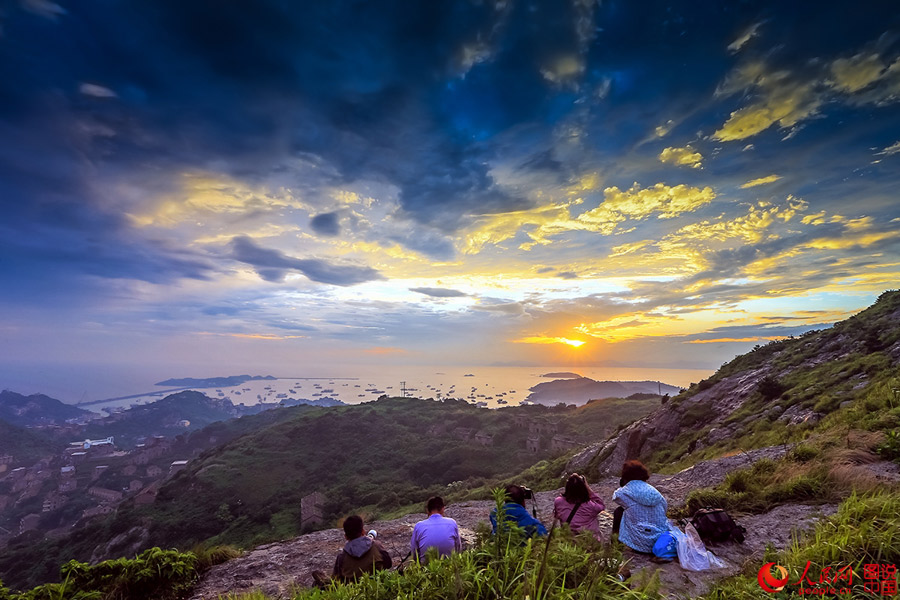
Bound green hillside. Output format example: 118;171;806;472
2;293;899;598
80;390;261;447
0;419;62;466
121;396;657;550
649;289;900;470
0;391;92;427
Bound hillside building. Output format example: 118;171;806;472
525;436;541;453
550;435;580;453
42;494;67;513
19;513;41;534
82;504;116;519
134;482;161;505
88;487;123;503
474;431;494;446
169;460;189;474
452;427;475;440
301;492;325;529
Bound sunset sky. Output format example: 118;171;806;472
1;1;899;392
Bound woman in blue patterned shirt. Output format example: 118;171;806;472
611;460;668;554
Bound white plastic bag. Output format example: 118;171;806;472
676;523;727;571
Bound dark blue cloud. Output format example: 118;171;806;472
409;287;468;298
229;236;382;286
0;0;898;299
309;212;341;237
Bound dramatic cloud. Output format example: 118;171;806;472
740;174;782;188
409;287;469;298
0;1;898;385
829;53;885;93
728;22;763;53
876;141;900;157
230;236;382;286
659;146;703;169
713;72;822;142
310;212;341;237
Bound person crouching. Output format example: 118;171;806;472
332;515;392;582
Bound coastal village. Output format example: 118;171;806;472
0;392;623;553
0;433;194;550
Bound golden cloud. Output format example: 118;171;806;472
460;182;714;255
655;120;675;137
461;201;578;254
740;174;782;188
514;336;586;348
830;53;885;93
659;146;703;169
130;173;302;228
591;183;716;220
713;77;822;141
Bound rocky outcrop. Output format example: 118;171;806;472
567;364;777;475
90;525;151;564
189;446;834;600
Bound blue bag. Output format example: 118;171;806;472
652;530;678;559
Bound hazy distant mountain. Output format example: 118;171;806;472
154;374;276;387
525;377;680;406
80;390;264;447
0;390;94;426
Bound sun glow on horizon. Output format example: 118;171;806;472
515;336;587;348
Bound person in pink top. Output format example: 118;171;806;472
553;473;606;539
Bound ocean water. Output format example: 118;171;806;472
22;364;713;414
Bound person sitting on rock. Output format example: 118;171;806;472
410;496;461;564
489;484;548;538
331;515;392;582
553;473;606;539
611;460;668;554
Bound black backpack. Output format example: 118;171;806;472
691;508;746;544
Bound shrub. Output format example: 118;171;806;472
757;376;785;401
877;430;900;462
790;444;819;462
704;490;900;600
11;548;199;600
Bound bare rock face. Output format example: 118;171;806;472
572;366;776;476
90;526;150;564
778;405;824;426
189;446;830;600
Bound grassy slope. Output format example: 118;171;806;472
649;290;900;472
0;419;62;466
125;396;659;551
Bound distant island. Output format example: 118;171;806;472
525;377;680;406
155;374;277;387
540;371;582;378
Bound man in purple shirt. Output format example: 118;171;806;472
410;496;461;564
